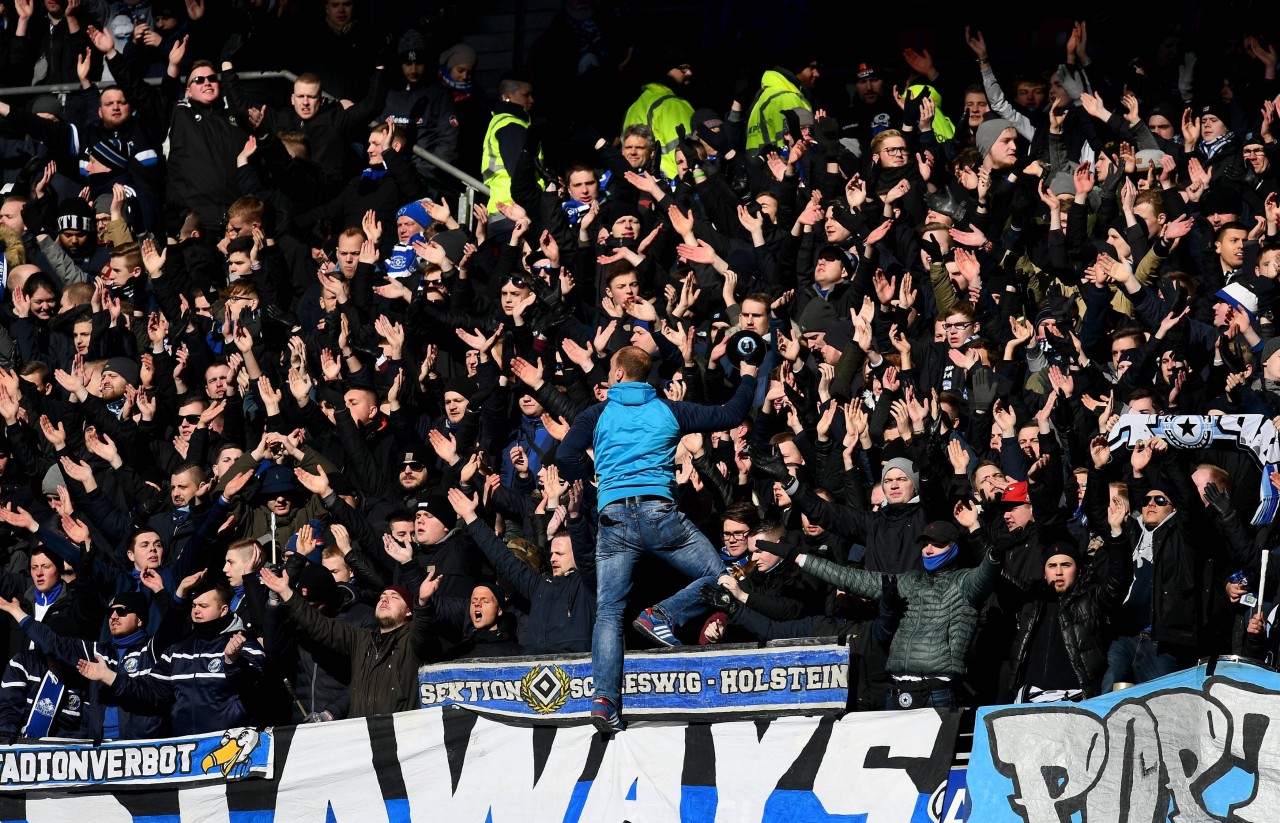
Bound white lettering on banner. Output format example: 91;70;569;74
396;708;595;822
578;724;687;823
719;665;847;694
0;742;199;787
274;718;389;822
813;709;946;822
711;715;822;823
984;678;1280;823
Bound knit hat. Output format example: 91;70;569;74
384;584;415;612
691;107;723;137
444;376;479;399
28;95;63;120
93;192;113;218
1217;282;1258;319
396;200;433;231
41;464;66;497
89;139;130;173
297;562;338;605
440;43;477;70
1201;187;1242;217
1199;100;1231;127
398;29;427;63
103;356;140;386
472;581;505;609
1261;336;1280;366
798;298;838;334
57;198;94;234
416;495;451;521
880;457;919;489
1048;172;1076;197
1042;539;1083;568
975;118;1015;160
430;229;469;265
603;200;642;229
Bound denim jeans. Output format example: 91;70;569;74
592;498;724;706
1101;634;1180;693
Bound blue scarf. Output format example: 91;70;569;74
922;543;958;571
361;167;389;181
34;584;63;608
439;69;472;93
113;629;146;652
231;585;245;612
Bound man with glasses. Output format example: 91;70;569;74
1242;136;1276;209
0;590;168;740
716;502;758;575
1100;436;1250;690
167;59;250;235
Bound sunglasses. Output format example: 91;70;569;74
402;461;426;472
109;606;134;617
181;414;201;425
189;74;220;86
1143;494;1170;507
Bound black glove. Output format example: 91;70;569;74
813;112;841;154
750;443;791;484
732;75;757;107
698;584;740;615
1204;483;1234;520
754;532;801;563
880;574;907;614
901;91;922;130
784;385;818;430
969;366;998;414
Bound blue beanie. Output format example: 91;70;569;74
397;200;433;232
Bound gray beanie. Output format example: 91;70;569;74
880;457;919;490
42;464;66;497
1262;336;1280;366
975;118;1015;160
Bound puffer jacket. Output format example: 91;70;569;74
800;548;1001;677
1009;531;1134;697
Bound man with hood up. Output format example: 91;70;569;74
745;54;818;153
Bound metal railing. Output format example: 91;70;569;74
0;70;488;226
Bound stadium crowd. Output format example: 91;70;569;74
0;0;1272;736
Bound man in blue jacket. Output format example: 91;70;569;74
558;345;758;733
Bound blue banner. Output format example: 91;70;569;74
0;726;273;790
968;660;1280;822
418;642;849;720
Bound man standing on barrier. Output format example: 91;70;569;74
558;340;760;733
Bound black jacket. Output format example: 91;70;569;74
463;518;594;654
1009;531;1133;697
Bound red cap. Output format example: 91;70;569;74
1000;481;1031;505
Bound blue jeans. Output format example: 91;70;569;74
1101;635;1179;692
592;498;723;707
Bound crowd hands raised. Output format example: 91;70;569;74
0;5;1273;738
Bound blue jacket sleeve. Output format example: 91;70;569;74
665;374;758;434
557;402;605;482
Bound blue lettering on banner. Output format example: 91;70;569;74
0;726;272;790
968;660;1280;822
417;642;850;720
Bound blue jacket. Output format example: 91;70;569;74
111;614;265;736
558;375;757;509
18;617;167;740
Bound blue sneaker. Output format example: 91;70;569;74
632;607;682;647
590;696;626;734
